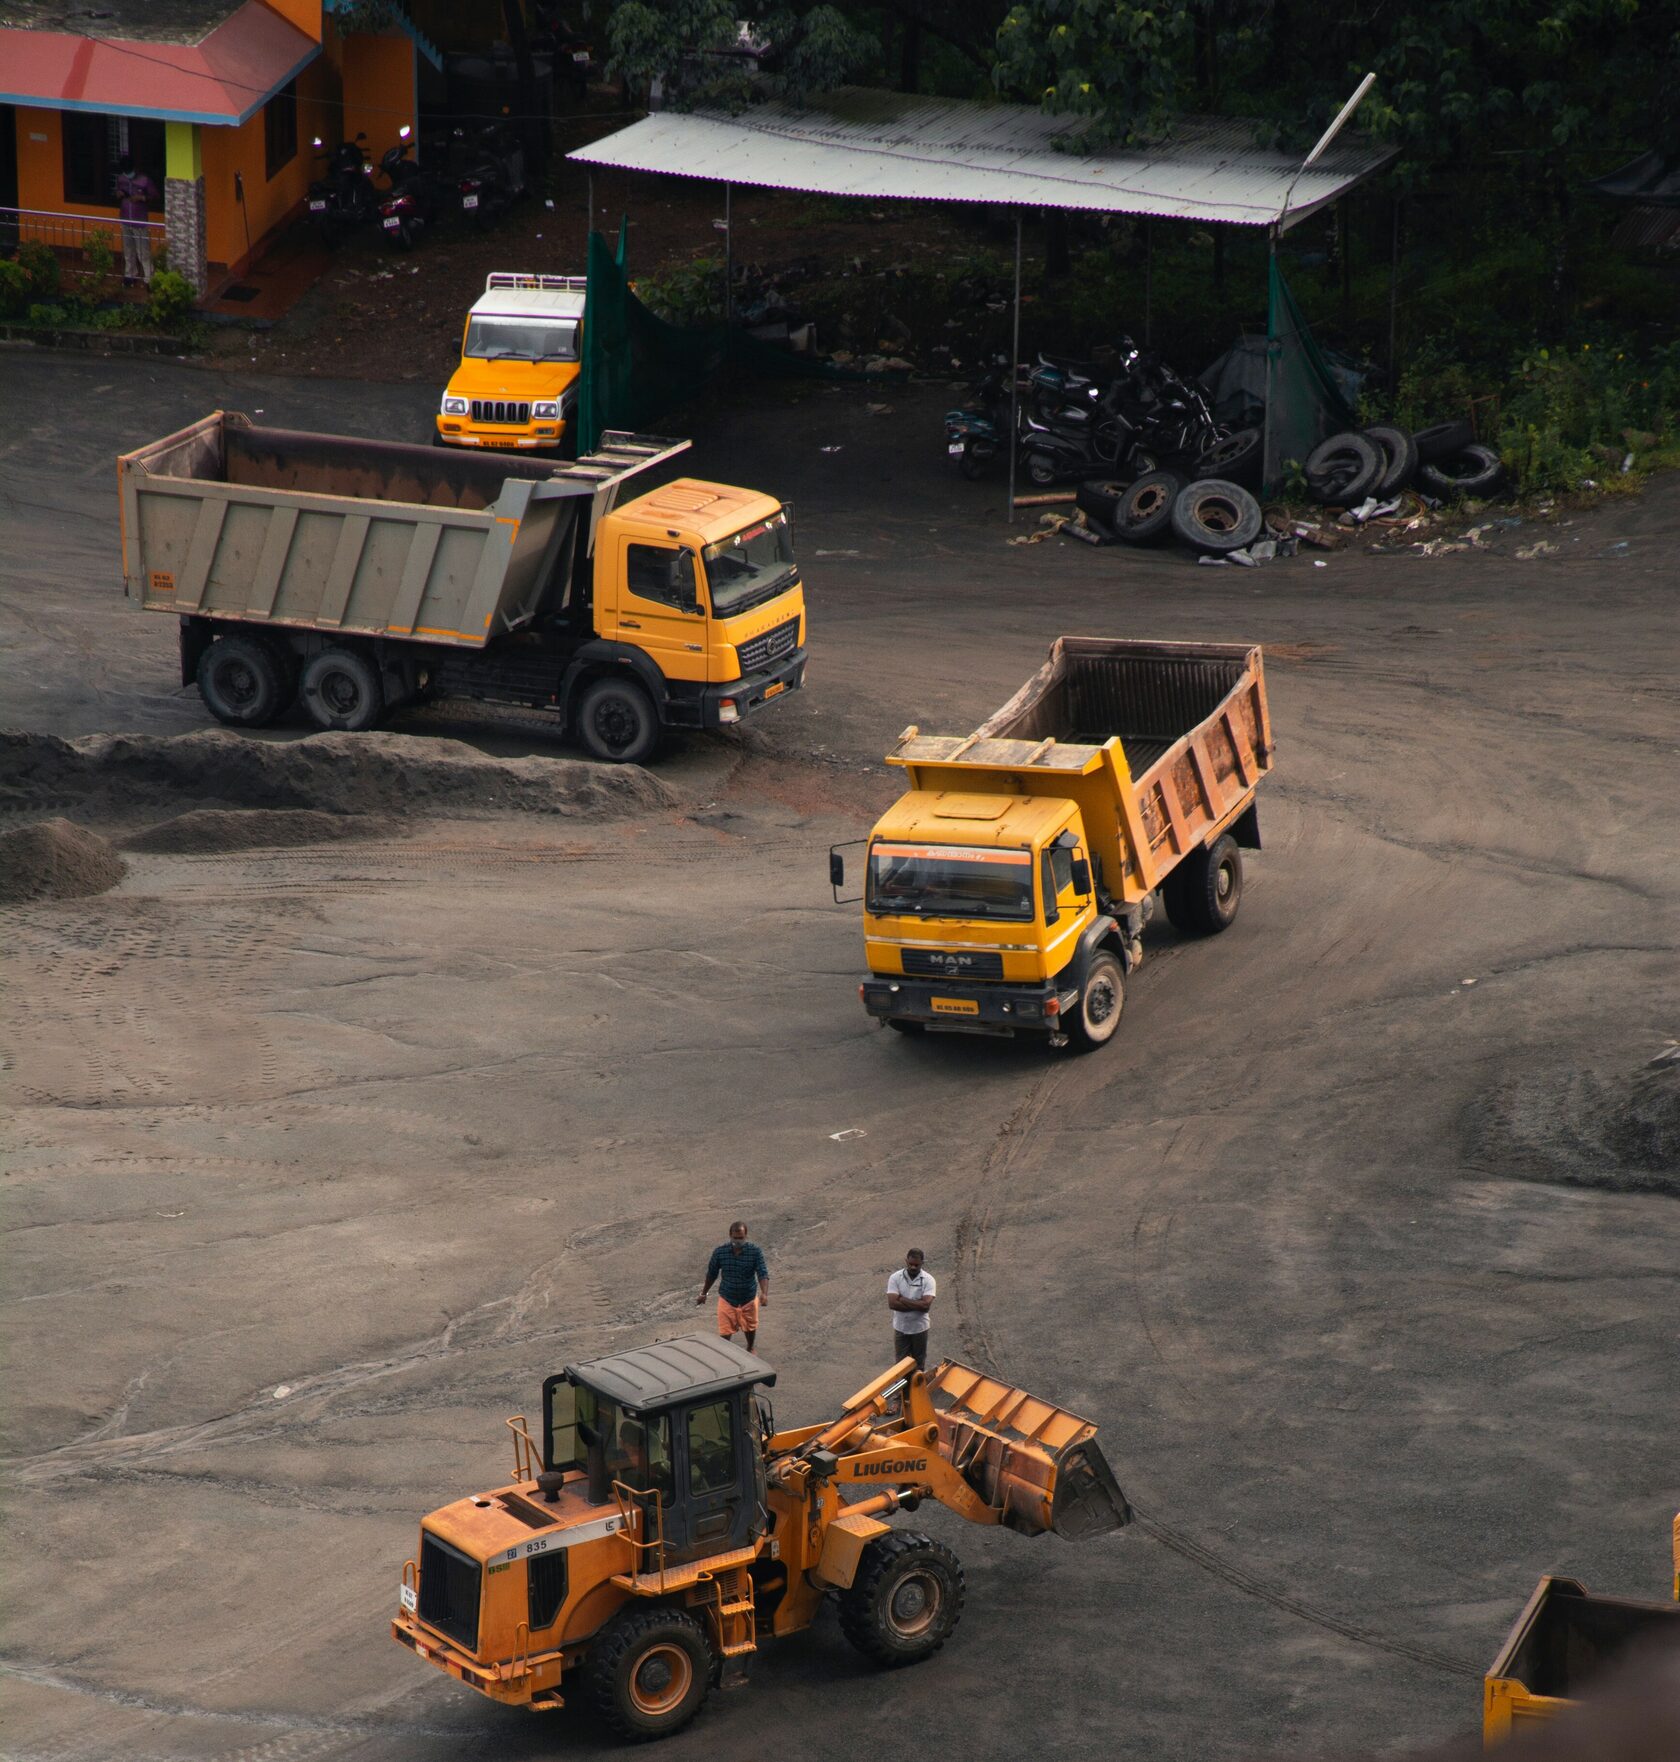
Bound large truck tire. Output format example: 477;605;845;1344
584;1606;713;1741
301;648;385;732
1066;948;1125;1053
838;1531;965;1667
1163;832;1243;935
197;635;289;727
577;677;659;764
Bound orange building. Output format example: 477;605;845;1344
0;1;427;294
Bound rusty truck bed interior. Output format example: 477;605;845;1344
1500;1582;1680;1698
980;640;1256;776
137;415;569;513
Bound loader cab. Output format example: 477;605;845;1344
542;1335;775;1565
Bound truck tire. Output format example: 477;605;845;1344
1411;419;1475;463
1362;424;1418;495
1194;426;1263;488
197;635;288;727
301;648;385;732
838;1532;965;1667
1304;431;1382;505
577;677;658;765
1113;470;1184;545
1417;442;1503;500
1169;479;1263;554
1066;948;1124;1053
1163;833;1243;935
584;1607;712;1741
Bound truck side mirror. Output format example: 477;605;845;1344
1071;857;1092;895
829;852;845;887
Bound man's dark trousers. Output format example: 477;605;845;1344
892;1329;929;1370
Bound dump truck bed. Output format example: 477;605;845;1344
1483;1574;1680;1742
889;637;1272;904
119;413;685;651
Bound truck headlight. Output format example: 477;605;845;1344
531;401;559;419
441;396;468;415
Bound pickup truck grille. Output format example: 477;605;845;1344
470;399;530;425
737;617;799;674
417;1531;481;1653
902;948;1005;981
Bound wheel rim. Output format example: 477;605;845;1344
888;1569;943;1638
1192;493;1243;534
219;661;258;708
1216;858;1237;903
1027;455;1055;484
592;697;639;753
1083;967;1121;1040
320;671;361;716
1127;483;1167;521
1204;435;1247;467
628;1642;692;1717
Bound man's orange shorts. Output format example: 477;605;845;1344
717;1296;759;1337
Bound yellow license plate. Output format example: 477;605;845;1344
931;996;980;1016
763;681;786;699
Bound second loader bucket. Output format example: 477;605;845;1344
929;1360;1132;1539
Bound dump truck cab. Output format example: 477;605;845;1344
857;788;1108;1037
591;478;806;728
394;1336;1128;1742
436;273;586;455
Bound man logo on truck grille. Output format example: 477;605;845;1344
929;952;974;972
856;1457;928;1477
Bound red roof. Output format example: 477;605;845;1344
0;2;319;127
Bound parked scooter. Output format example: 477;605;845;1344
944;356;1011;480
376;127;445;250
306;133;377;246
453;123;527;230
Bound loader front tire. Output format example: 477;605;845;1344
839;1531;964;1667
585;1606;712;1742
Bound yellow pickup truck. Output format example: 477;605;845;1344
832;637;1272;1051
436;273;586;457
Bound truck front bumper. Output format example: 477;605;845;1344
859;974;1075;1034
675;648;807;731
435;419;566;451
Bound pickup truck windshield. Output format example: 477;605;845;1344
705;510;796;615
867;842;1034;921
464;316;579;362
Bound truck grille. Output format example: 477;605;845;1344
737;617;799;673
902;948;1004;981
470;399;530;425
418;1531;481;1652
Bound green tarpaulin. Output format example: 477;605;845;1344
1263;254;1359;494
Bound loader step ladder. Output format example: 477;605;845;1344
700;1564;758;1659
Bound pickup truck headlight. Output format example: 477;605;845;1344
441;396;468;415
531;401;559;419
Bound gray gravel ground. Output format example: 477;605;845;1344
1;350;1676;1762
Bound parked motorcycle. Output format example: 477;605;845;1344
376;127;446;249
453;122;527;230
944;357;1010;480
1106;340;1263;486
306;133;377;246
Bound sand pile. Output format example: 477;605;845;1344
122;808;402;855
0;729;675;821
0;818;127;903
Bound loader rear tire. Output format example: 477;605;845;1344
1162;832;1243;935
585;1606;712;1741
839;1531;964;1667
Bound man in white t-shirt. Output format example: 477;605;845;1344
886;1247;937;1371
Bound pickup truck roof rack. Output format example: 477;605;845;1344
485;272;589;293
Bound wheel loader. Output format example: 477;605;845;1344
392;1335;1130;1740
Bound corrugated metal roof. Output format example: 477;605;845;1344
570;87;1396;229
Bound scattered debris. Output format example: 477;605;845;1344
1514;540;1559;560
1197;553;1232;567
829;1128;867;1143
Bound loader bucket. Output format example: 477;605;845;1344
929;1360;1132;1539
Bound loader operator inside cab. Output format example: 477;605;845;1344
608;1416;673;1501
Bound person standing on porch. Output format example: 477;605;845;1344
114;154;157;286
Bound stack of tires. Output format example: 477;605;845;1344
1304;422;1502;506
1075;472;1265;557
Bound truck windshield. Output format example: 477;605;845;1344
866;842;1034;921
705;510;796;615
464;316;579;361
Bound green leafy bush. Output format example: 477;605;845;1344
0;259;29;320
26;302;67;326
16;239;60;302
146;270;195;330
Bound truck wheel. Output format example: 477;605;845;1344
1164;833;1242;935
301;648;384;733
577;678;658;765
1067;949;1124;1052
197;635;287;727
839;1532;964;1667
585;1607;712;1741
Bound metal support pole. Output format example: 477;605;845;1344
586;171;593;251
1387;196;1401;379
1143;219;1153;344
1262;228;1278;497
1007;210;1022;523
723;182;732;333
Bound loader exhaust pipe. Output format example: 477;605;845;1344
928;1359;1132;1540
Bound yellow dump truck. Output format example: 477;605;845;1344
119;414;806;763
1483;1514;1680;1744
393;1337;1128;1741
833;637;1272;1050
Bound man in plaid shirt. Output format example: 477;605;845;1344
696;1220;769;1352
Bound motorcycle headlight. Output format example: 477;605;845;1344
531;401;559;419
441;396;468;415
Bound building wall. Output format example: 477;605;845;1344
263;0;323;36
12;106;127;245
335;29;417;160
